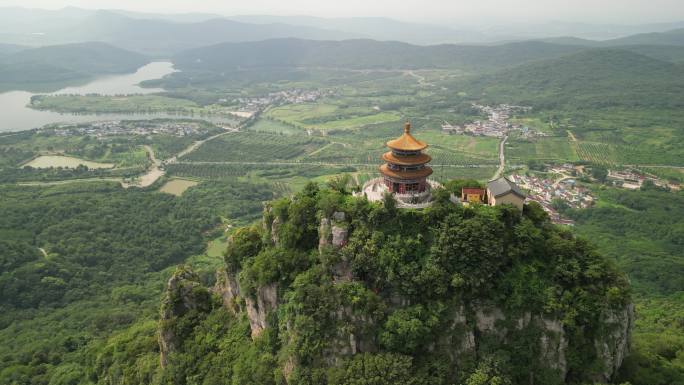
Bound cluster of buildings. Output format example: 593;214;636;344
607;169;677;191
442;104;545;139
45;121;209;138
227;89;332;116
507;173;595;225
541;163;678;192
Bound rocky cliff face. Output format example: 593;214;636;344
214;269;278;339
158;266;211;368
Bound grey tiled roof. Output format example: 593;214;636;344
487;177;527;198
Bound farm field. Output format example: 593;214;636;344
181;131;327;162
265;103;402;131
158;178;199;196
24;155;114;169
247;118;303;135
506;136;579;164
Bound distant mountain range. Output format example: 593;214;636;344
539;28;684;47
173;35;684;74
0;8;359;56
173;39;586;71
1;7;683;55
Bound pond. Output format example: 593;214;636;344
0;62;229;132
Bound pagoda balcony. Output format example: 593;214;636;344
382;151;432;166
379;164;433;180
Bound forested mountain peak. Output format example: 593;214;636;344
153;184;633;384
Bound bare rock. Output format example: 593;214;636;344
475;307;505;333
539;318;568;377
271;216;282;246
318;217;331;252
332;211;346;222
245;283;278;338
213;269;241;314
595;304;635;381
331;225;348;247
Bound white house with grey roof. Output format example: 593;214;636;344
486;177;527;211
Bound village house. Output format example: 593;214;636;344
461;187;485;203
486;177;527;211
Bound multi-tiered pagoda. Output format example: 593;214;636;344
379;122;433;196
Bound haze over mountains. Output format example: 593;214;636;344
1;6;684;55
1;5;684;94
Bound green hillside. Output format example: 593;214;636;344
173;38;585;71
462;48;684;109
605;28;684;47
0;42;149;91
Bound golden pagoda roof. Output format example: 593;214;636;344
379;164;433;179
386;122;428;152
382;151;431;166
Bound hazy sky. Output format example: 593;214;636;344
1;0;683;24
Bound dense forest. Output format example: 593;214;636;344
0;180;276;384
570;188;684;385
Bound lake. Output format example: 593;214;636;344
0;62;218;132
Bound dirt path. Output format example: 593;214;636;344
121;145;163;188
122;129;238;188
167;129;238;164
405;70;433;87
492;135;508;180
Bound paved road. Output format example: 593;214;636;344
492;135;508;180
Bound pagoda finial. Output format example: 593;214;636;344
404;121;411;133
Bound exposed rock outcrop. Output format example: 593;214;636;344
213;268;278;339
159;266;211;368
439;303;631;382
245;283;278;338
595;303;635;381
213;269;241;314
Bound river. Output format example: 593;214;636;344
0;61;206;132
